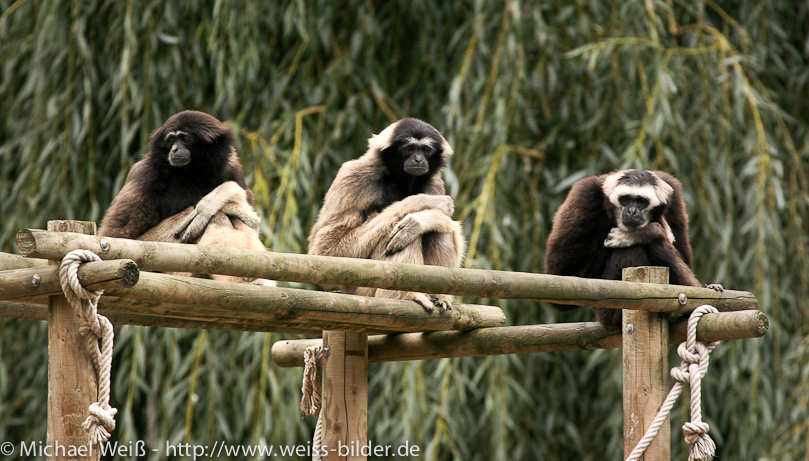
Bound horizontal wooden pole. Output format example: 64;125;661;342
0;299;321;334
0;251;47;269
15;230;757;312
0;259;140;300
102;271;505;333
271;310;769;367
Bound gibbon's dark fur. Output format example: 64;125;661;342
308;118;465;312
99;110;273;285
545;169;720;327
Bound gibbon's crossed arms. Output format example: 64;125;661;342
99;110;273;285
308;118;465;313
545;169;722;327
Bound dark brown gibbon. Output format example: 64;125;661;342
99;110;273;285
545;169;721;327
308;118;465;312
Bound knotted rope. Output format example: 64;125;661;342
301;345;328;461
626;305;720;461
59;249;118;445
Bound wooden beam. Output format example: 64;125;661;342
321;331;368;461
270;310;769;367
15;231;758;312
47;220;97;461
623;267;670;460
101;271;506;333
0;300;320;335
0;260;139;300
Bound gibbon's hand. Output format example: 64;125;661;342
175;206;215;243
385;208;455;255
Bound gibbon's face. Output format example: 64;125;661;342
399;137;436;176
617;193;653;228
165;130;194;167
604;170;673;229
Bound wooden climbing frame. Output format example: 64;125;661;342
0;221;768;461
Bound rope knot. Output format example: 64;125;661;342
82;402;119;444
625;305;721;461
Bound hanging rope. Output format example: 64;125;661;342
301;345;329;461
625;305;721;461
59;249;118;445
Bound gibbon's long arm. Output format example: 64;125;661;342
310;192;454;259
99;162;160;239
174;181;259;243
544;175;613;278
308;157;452;259
655;171;693;266
386;209;458;255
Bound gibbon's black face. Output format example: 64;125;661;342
148;110;235;170
604;170;673;229
617;194;652;228
378;118;449;180
166;130;193;167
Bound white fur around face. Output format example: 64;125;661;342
602;170;674;209
405;137;434;147
364;120;454;158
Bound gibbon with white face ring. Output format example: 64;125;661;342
308;118;465;313
544;169;722;327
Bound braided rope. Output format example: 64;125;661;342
626;305;720;461
59;249;118;445
301;345;328;461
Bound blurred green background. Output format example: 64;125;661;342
1;0;807;459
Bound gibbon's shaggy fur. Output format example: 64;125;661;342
545;169;721;327
308;118;465;312
99;110;273;285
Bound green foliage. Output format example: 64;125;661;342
1;0;808;459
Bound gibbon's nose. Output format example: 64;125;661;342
622;208;644;227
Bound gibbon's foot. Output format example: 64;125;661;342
431;295;453;313
703;283;724;292
409;292;436;313
252;278;277;287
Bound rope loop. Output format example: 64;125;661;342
625;305;721;461
59;249;117;445
300;345;328;461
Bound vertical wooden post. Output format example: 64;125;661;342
623;266;670;460
47;220;98;460
321;330;368;461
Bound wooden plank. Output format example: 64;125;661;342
271;309;769;367
623;267;670;460
47;220;98;461
14;231;758;312
322;331;368;461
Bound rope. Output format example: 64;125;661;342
301;345;328;461
59;249;118;445
625;305;720;461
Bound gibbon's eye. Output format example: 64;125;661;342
180;133;191;144
166;134;176;144
636;196;649;208
618;196;630;206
